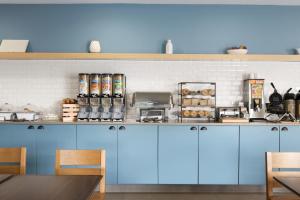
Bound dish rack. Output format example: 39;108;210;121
178;82;216;123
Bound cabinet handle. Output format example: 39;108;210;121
119;126;126;131
109;126;116;131
190;126;197;131
281;127;289;132
27;125;35;130
271;127;279;131
200;127;208;131
37;125;45;130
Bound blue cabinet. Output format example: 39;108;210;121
239;126;280;185
198;125;239;184
280;126;300;152
0;125;37;174
36;125;76;175
118;125;158;184
0;124;76;175
77;125;118;184
158;125;199;184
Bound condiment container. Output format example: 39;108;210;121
165;40;173;54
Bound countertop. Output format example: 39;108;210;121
0;119;299;126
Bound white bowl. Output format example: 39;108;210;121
296;48;300;55
227;49;248;55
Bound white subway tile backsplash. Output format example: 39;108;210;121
0;60;300;115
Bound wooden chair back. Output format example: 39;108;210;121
0;147;26;175
266;152;300;200
55;149;106;194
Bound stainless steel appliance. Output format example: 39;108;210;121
89;97;101;121
77;97;90;121
132;92;173;123
100;97;112;121
283;88;296;118
243;79;266;120
112;97;126;122
296;90;300;120
217;107;240;119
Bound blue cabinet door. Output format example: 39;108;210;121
77;125;118;184
158;125;198;184
198;125;239;184
36;125;76;175
118;125;158;184
239;126;280;185
280;126;300;152
0;125;36;174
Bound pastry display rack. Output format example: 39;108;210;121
178;82;216;123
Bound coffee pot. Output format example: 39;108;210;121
283;88;296;118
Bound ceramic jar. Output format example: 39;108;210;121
89;40;101;53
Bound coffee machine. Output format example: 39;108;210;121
243;79;266;120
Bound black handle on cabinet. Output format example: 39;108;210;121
200;127;208;131
27;125;35;130
190;126;197;131
37;125;45;130
119;126;126;131
109;126;116;131
281;127;289;132
271;127;279;132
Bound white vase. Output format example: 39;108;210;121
89;40;101;53
165;39;173;54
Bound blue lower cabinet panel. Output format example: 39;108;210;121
77;125;118;184
36;125;76;175
118;125;158;184
280;126;300;152
198;126;239;184
158;125;198;184
0;125;37;174
239;126;280;185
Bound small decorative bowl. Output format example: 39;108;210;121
227;49;248;55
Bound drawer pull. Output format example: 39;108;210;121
281;127;289;132
109;126;116;131
200;127;207;131
119;126;126;131
27;125;35;130
271;127;279;132
190;126;197;131
37;125;45;130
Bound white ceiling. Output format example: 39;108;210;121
2;0;300;5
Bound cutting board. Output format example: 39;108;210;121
220;118;249;123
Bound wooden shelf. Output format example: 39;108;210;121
0;52;300;62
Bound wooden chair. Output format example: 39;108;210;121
266;152;300;200
0;147;26;175
55;149;106;200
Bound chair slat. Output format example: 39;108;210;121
0;165;20;175
57;168;102;176
59;150;101;166
272;153;300;168
0;148;21;162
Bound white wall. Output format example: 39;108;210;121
0;60;299;118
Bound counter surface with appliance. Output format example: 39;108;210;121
0;119;299;125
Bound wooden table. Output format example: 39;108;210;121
0;175;101;200
274;177;300;197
